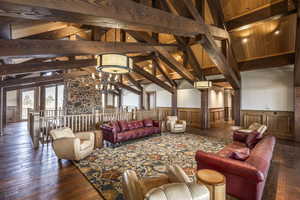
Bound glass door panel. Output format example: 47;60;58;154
21;90;35;120
45;86;56;110
57;85;64;110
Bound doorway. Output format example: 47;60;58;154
21;89;35;120
146;91;156;110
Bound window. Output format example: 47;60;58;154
45;84;64;110
45;86;56;110
21;90;35;120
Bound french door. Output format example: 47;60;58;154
21;89;35;120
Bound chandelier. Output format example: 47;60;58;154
93;72;118;92
96;54;133;74
194;81;212;89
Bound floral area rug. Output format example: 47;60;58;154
73;133;228;200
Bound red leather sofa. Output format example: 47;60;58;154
100;119;161;147
196;133;276;200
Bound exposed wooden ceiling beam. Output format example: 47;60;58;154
202;52;295;75
239;52;295;71
205;0;241;80
153;56;177;87
0;74;64;87
211;78;227;83
206;0;224;28
133;64;174;93
226;0;290;30
182;0;240;89
126;73;143;91
5;79;63;91
159;0;228;40
0;39;176;58
23;26;86;40
0;59;97;76
114;82;142;95
0;0;207;37
126;30;195;85
158;1;205;81
131;54;155;63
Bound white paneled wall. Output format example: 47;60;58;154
122;90;139;107
241;66;294;111
144;84;172;107
177;89;201;108
209;89;224;108
111;66;294;112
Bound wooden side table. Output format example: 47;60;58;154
196;169;226;200
94;130;103;149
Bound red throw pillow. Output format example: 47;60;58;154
118;120;129;132
143;119;153;127
246;132;260;149
110;121;120;133
229;151;250;161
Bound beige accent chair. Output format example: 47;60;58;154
166;116;187;133
50;127;95;161
238;122;267;136
122;165;210;200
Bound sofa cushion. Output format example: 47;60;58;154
117;130;138;142
136;120;144;128
128;121;141;130
110;121;121;133
118;120;129;132
144;119;153;127
246;132;260;149
217;142;246;157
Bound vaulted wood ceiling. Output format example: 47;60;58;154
0;0;297;91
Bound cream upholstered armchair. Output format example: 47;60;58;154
166;116;186;133
122;165;210;200
233;122;268;142
50;127;95;161
237;122;267;135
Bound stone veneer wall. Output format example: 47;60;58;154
64;76;102;114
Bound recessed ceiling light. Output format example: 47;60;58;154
242;38;248;43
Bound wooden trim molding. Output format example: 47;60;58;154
241;110;294;140
158;107;225;129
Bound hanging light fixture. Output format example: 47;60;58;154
96;29;133;74
194;81;212;89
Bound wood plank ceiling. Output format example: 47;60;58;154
0;0;297;90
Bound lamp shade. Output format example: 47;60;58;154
194;81;212;89
96;54;133;74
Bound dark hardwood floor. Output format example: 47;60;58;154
0;122;103;200
0;122;299;200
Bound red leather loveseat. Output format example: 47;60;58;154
196;133;276;200
100;119;161;147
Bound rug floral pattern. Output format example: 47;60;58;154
73;133;228;200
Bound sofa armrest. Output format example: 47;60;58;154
100;125;118;143
233;131;250;142
195;150;264;183
100;125;116;133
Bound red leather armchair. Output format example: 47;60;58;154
196;135;275;200
101;119;161;147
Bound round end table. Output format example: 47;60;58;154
196;169;226;200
